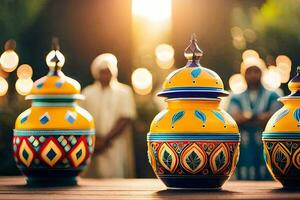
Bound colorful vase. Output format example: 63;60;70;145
13;46;95;186
147;35;240;189
263;67;300;188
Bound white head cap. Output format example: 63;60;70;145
90;53;118;80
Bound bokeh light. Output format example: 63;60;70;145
242;49;259;61
131;68;152;95
231;26;243;39
132;0;172;22
261;66;281;91
17;64;33;79
155;44;174;69
46;50;65;68
15;78;33;96
229;74;247;94
276;55;292;67
275;55;292;83
0;77;8;96
241;58;266;75
0;50;19;72
243;29;257;43
232;37;246;50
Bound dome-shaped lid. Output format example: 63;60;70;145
287;67;300;97
26;38;83;100
157;34;228;98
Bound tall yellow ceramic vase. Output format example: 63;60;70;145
263;67;300;188
13;44;95;186
147;35;240;189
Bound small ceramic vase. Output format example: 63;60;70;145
13;47;95;186
263;67;300;188
147;35;240;189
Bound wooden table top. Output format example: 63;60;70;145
0;177;299;199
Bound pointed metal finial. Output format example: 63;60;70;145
46;37;65;74
51;37;60;51
4;39;16;51
50;54;60;65
184;33;203;64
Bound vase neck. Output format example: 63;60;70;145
167;98;221;109
280;97;300;106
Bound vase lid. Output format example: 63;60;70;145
287;66;300;97
26;38;83;100
157;34;228;98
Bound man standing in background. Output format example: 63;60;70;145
227;64;282;180
80;53;136;178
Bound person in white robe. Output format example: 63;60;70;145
79;53;136;178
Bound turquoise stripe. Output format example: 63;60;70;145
263;132;300;139
14;129;95;136
147;133;240;141
26;94;84;100
32;102;76;107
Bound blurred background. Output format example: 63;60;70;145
0;0;298;177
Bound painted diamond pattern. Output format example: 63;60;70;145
18;140;34;167
29;136;35;143
47;148;57;160
58;136;64;142
40;139;63;167
65;145;71;152
69;140;87;167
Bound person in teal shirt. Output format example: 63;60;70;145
227;65;282;180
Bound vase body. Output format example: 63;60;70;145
147;37;240;189
263;98;300;188
13;64;94;186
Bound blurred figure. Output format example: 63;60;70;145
227;65;282;180
80;53;136;178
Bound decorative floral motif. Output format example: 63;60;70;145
171;111;185;128
158;143;179;173
210;143;229;174
181;143;206;174
263;140;300;182
194;110;206;126
190;67;202;78
292;147;300;170
148;140;239;177
263;143;272;170
272;143;291;174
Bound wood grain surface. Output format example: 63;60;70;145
0;177;299;199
